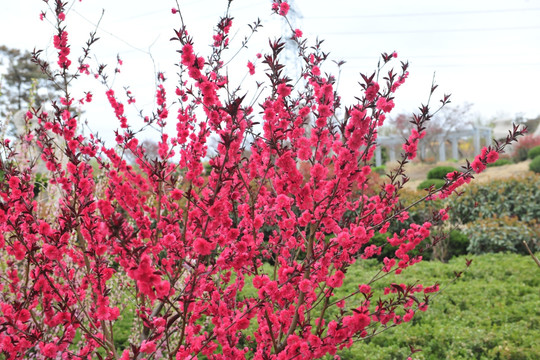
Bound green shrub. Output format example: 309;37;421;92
464;216;538;255
447;229;470;258
530;155;540;173
417;178;446;190
427;166;459;180
332;253;540;359
451;173;540;224
372;165;386;174
527;145;540;159
431;229;470;262
486;158;512;167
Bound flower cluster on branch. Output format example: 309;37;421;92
0;1;525;359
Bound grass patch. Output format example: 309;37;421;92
333;253;540;359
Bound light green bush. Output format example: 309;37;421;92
329;253;540;359
529;155;540;173
486;158;512;167
451;173;540;225
427;166;459;180
464;216;538;255
417;178;446;190
527;145;540;160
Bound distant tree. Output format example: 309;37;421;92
388;103;473;161
125;138;160;164
0;45;56;117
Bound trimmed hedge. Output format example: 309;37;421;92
331;253;540;360
372;165;386;174
446;229;469;258
451;173;540;225
486;158;512;167
427;166;459;180
528;145;540;160
417;178;445;190
464;216;538;255
530;155;540;174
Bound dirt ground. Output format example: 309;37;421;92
384;159;534;190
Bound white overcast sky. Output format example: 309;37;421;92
1;0;539;143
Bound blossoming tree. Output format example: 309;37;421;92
0;0;524;359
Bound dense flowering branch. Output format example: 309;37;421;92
0;1;526;359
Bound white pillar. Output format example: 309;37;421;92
484;130;491;147
375;146;382;167
451;138;459;160
473;129;481;154
420;142;426;160
389;147;396;162
439;138;446;162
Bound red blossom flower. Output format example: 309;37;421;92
140;340;156;353
277;83;291;97
365;82;380;101
359;284;371;294
486;150;499;163
247;61;255;75
376;97;395;113
279;2;290;16
194;237;214;255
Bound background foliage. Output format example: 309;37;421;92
332;253;540;360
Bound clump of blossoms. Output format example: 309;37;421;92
0;1;525;359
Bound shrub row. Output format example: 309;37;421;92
333;253;540;360
528;145;540;160
426;165;459;180
464;216;538;255
486;158;513;167
401;172;540;260
450;173;540;224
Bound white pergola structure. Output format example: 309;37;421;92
374;126;493;167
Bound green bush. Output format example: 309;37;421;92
530;155;540;173
447;229;470;258
486;158;513;167
431;229;470;262
427;166;459;180
451;173;540;224
527;145;540;159
464;216;538;255
331;253;540;359
372;165;386;174
417;178;446;190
